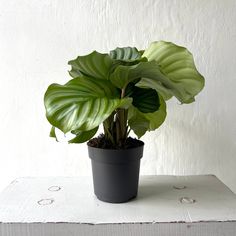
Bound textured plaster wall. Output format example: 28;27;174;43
0;0;236;193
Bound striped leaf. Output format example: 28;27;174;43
109;61;146;89
110;60;191;102
109;47;141;61
68;51;113;80
141;41;205;103
44;76;132;133
109;64;134;89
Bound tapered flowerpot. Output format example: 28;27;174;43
88;141;144;203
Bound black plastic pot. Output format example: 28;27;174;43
88;141;144;203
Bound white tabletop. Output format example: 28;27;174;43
0;175;236;224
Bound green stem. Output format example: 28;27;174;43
103;87;129;147
103;112;115;145
115;87;128;147
121;88;126;98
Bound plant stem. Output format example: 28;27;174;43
121;88;126;98
115;87;128;147
103;112;115;145
116;108;127;146
103;87;129;147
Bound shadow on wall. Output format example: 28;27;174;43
173;111;236;192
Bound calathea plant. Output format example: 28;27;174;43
44;41;204;148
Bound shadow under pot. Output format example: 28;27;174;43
88;141;144;203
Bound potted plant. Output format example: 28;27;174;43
44;41;204;203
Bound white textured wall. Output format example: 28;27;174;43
0;0;236;193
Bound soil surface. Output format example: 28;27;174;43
87;134;143;149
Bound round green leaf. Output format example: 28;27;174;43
128;97;167;138
44;76;132;133
68;51;113;80
141;41;205;103
109;47;141;61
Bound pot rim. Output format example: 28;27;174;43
88;140;144;164
87;139;144;151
